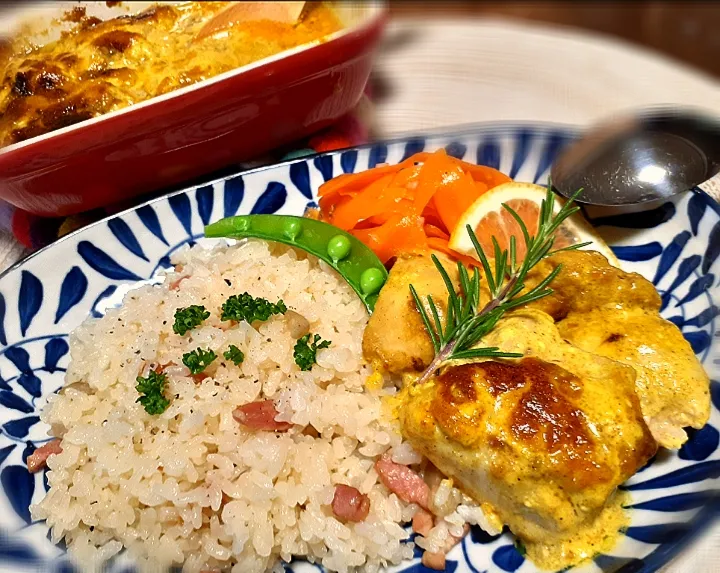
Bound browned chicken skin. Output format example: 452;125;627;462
398;310;656;544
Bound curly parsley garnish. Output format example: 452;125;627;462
221;293;287;323
293;334;331;371
182;348;217;375
223;345;245;366
136;370;170;415
173;305;210;335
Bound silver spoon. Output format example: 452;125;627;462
551;109;720;206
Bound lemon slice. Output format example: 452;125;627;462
448;182;619;267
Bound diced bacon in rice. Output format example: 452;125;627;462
26;439;62;473
374;453;430;509
331;484;370;522
412;507;434;536
233;400;292;432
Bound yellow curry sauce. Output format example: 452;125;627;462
0;2;342;146
525;491;631;571
362;245;707;572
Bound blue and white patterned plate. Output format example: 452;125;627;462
0;124;717;573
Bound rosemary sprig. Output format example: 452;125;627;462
411;187;589;383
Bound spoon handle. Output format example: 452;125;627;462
699;172;720;202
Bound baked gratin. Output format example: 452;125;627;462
0;2;341;147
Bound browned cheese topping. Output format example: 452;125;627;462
0;2;341;146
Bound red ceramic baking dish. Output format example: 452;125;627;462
0;1;387;216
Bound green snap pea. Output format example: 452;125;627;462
205;215;388;312
327;234;351;262
360;268;385;295
284;218;302;240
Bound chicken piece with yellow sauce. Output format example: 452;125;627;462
523;250;709;448
558;307;710;449
367;247;710;448
363;250;459;373
523;249;662;320
398;310;657;547
364;249;659;376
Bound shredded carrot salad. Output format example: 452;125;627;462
318;149;511;264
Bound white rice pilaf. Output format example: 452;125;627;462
31;240;493;572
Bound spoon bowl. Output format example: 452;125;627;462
551;109;720;206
